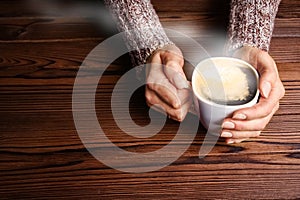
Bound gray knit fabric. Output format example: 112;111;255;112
227;0;281;52
104;0;281;65
104;0;173;77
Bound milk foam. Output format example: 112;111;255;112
194;59;253;104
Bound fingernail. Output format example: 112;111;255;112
222;121;235;129
227;139;235;144
221;131;232;138
233;113;247;120
262;81;271;98
173;74;189;89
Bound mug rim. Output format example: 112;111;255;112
191;56;260;108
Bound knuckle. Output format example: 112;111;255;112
146;81;153;90
255;131;262;137
280;84;286;98
257;122;267;131
146;101;153;108
146;74;155;83
252;105;267;118
275;103;280;112
235;122;264;132
236;123;247;131
145;91;154;105
166;60;180;69
147;82;159;92
174;109;184;122
264;103;275;117
164;55;184;66
252;105;260;114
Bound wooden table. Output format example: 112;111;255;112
1;0;300;199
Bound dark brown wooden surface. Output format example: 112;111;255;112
1;0;300;199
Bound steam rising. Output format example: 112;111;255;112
28;0;117;33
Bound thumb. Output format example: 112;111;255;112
257;53;278;98
163;57;189;90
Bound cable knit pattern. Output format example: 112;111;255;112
104;0;173;78
227;0;281;53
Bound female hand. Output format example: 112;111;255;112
221;46;285;144
145;44;192;122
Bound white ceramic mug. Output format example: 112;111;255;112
191;57;260;135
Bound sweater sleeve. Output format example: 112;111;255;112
103;0;173;70
226;0;281;53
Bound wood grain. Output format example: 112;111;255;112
0;0;300;199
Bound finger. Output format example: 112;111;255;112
147;63;180;108
172;88;193;121
232;80;284;120
177;87;192;106
146;89;192;122
221;130;261;139
147;64;192;109
147;80;180;109
225;138;250;144
256;52;278;98
232;47;277;97
223;103;279;131
172;97;192;122
161;52;189;90
165;65;189;90
146;86;192;113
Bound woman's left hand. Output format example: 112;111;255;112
220;46;285;144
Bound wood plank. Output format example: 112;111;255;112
269;37;300;63
0;86;300;198
0;37;299;79
276;0;300;18
0;14;227;40
0;0;229;18
0;15;299;42
161;14;300;38
0;40;131;79
273;18;300;37
2;157;300;199
0;17;114;40
1;0;299;19
153;0;300;19
0;0;105;18
0;112;300;199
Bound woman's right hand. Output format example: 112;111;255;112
221;46;285;143
145;44;192;122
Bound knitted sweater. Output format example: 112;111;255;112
227;0;281;52
104;0;281;66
